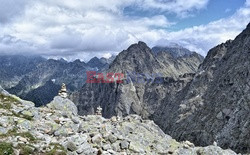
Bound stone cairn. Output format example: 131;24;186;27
96;106;102;116
58;83;68;98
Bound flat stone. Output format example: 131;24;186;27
76;143;91;154
0;127;8;134
102;144;112;151
67;141;78;151
216;112;223;120
21;110;34;117
91;134;102;144
108;134;117;143
120;140;129;149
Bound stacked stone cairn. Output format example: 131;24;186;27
58;83;67;98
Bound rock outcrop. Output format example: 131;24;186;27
0;88;237;155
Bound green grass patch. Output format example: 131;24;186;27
46;143;66;155
0;129;36;143
0;128;18;138
0;142;14;155
0;94;20;104
0;102;12;110
18;132;36;142
18;144;35;155
11;112;33;121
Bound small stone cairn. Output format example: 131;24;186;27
96;106;102;116
58;83;68;98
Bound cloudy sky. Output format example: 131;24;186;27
0;0;249;61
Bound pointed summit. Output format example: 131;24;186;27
247;22;250;29
87;57;107;68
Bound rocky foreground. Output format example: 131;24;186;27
0;86;238;155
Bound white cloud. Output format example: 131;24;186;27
0;0;249;61
159;2;250;56
246;0;250;6
141;0;209;17
0;0;175;60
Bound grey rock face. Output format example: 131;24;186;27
154;23;250;153
72;75;193;119
47;96;78;116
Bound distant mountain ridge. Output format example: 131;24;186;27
152;44;195;58
0;55;114;106
0;43;201;107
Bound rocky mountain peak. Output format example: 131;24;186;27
87;56;108;69
247;22;250;29
108;41;203;77
100;55;116;64
108;41;162;74
88;56;99;62
152;44;194;58
127;41;149;51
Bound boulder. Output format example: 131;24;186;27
47;96;78;116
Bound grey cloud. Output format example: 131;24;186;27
0;0;248;60
50;27;130;52
50;33;82;50
0;0;29;24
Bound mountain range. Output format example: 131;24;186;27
0;23;249;154
0;55;114;106
0;44;201;107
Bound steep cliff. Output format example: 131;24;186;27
154;23;250;153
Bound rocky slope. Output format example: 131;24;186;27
153;23;250;153
71;42;203;118
0;87;237;155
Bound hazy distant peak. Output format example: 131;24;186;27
152;44;194;58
